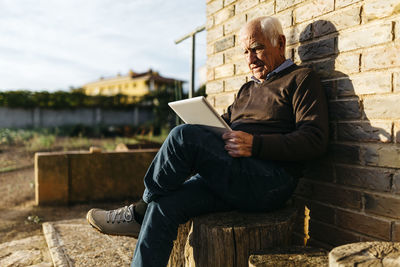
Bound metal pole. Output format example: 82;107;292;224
189;34;195;98
175;25;205;99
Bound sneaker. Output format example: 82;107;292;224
86;204;141;238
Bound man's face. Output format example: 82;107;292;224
241;25;285;82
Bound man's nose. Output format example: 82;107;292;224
247;51;258;64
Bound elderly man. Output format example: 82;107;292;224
87;16;329;267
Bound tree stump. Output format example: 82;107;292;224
167;206;297;267
329;242;400;266
248;246;328;267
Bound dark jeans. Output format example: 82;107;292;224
131;124;297;267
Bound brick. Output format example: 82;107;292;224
224;0;236;6
286;22;312;45
335;0;362;9
337;121;392;142
215;64;234;78
294;0;334;24
207;68;214;81
338;22;392;52
207;0;223;16
334;52;360;75
273;9;293;29
306;58;337;79
362;42;400;71
235;0;259;14
328;99;362;120
296;38;336;61
393;222;400;241
215;92;235;108
396;18;400;40
393;172;400;194
314;5;361;37
214;5;235;25
337;72;392;96
224;45;244;63
336;210;391;239
206;80;224;94
206;16;214;30
395;73;400;92
277;0;302;12
246;1;275;21
234;60;249;75
363;144;400;168
363;95;400;120
335;164;392;192
207;43;214;56
214;35;235;52
395;121;400;143
296;179;362;210
207;25;224;44
224;75;246;92
207;53;224;68
310;220;360;247
365;193;400;218
363;0;400;22
321;80;337;100
331;143;361;164
224;14;246;35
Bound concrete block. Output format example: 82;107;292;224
294;0;334;24
365;193;400;218
214;35;235;53
207;52;224;68
276;0;302;12
35;153;69;205
336;121;392;142
35;149;158;205
335;0;361;9
363;95;400;120
363;144;400;168
338;22;392;52
246;1;275;21
206;80;224;94
363;0;400;22
273;9;293;29
362;42;400;71
235;0;259;14
215;63;235;79
224;75;246;92
214;5;235;25
224;14;246;35
207;25;224;44
207;0;223;16
215;92;235;109
234;60;249;75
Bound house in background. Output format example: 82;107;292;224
82;69;184;101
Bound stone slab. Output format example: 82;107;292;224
43;219;137;267
0;235;52;267
329;242;400;266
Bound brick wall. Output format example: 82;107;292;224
205;0;400;248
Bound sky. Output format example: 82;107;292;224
0;0;207;91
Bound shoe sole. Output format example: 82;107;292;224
86;209;139;239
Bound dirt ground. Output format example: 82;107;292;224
0;144;132;244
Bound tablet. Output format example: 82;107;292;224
168;96;232;131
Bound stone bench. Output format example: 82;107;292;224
167;206;297;267
248;246;328;267
329;242;400;266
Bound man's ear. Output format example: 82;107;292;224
279;35;286;51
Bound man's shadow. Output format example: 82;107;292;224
292;20;392;247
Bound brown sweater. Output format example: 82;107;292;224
222;65;329;165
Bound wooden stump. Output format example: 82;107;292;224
167;206;297;267
248;246;328;267
329;242;400;266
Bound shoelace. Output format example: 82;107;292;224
107;204;134;223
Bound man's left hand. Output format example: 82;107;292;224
222;131;253;157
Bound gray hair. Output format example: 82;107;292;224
240;16;284;47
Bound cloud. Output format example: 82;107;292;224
0;0;206;91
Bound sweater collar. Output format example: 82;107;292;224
251;59;295;84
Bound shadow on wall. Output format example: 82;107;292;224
293;20;393;247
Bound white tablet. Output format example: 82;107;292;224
168;96;232;131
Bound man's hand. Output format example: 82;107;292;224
222;131;253;157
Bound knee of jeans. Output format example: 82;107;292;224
169;124;198;141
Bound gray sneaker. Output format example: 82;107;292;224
86;204;141;238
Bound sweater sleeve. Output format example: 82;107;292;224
251;72;329;161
